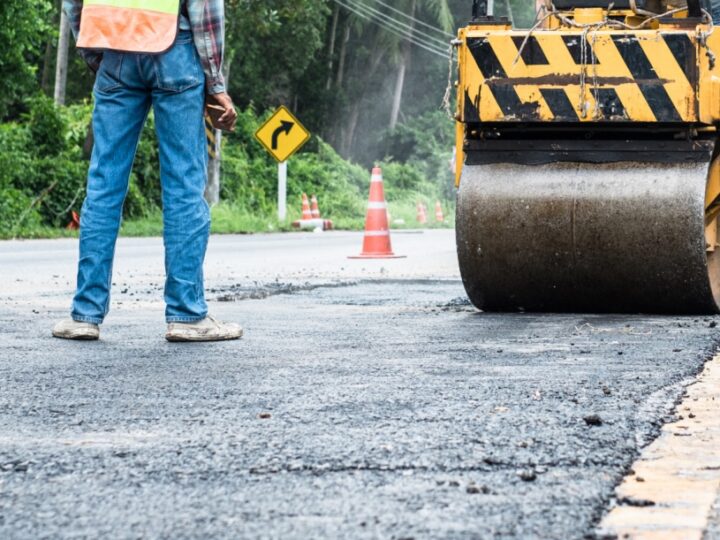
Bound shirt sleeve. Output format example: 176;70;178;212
187;0;227;95
62;0;103;72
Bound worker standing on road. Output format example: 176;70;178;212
52;0;243;342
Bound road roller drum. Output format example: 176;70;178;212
457;160;720;313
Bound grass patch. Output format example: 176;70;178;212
117;199;454;237
386;199;455;230
0;226;79;241
120;212;163;237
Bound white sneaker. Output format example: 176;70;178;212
166;315;243;342
52;319;100;341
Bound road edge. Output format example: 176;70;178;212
597;348;720;539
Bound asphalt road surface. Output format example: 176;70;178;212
1;230;719;539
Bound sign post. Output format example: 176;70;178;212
254;106;311;222
278;161;288;222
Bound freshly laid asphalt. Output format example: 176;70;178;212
2;261;719;538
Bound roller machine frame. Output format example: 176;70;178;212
454;0;720;313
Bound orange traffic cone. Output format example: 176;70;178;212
435;201;444;222
66;211;80;230
311;195;321;218
416;202;427;225
349;167;405;259
301;193;313;220
293;193;333;230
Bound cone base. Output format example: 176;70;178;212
348;253;407;259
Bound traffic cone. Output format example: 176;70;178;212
301;193;313;220
293;194;333;230
416;202;427;225
66;211;80;231
435;201;444;222
349;167;405;259
311;195;321;218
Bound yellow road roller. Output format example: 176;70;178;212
454;0;720;313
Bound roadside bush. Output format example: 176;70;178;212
28;156;86;227
0;186;42;237
380;110;456;200
0;97;88;237
131;115;162;212
221;107;368;221
0;102;455;238
27;96;67;157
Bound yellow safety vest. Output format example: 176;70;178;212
77;0;181;54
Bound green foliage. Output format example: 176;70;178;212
0;99;454;238
380;110;455;200
26;96;68;157
0;0;52;119
225;0;329;111
0;0;470;238
221;107;369;223
20;97;86;227
0;97;88;237
496;0;538;28
0;187;43;238
126;116;162;218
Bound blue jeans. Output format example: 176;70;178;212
71;30;210;324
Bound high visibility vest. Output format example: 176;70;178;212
77;0;181;54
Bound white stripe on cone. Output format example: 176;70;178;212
367;202;387;210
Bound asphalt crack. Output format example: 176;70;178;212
209;280;359;302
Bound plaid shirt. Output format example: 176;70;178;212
63;0;226;94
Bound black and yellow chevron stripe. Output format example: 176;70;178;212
461;30;697;123
205;115;217;159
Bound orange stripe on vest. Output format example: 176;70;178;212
78;5;178;54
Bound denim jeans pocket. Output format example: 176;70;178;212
95;52;124;93
154;39;203;93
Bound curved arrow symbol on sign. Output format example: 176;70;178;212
271;121;295;150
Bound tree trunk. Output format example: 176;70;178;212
389;0;417;130
341;103;361;158
326;5;340;91
340;45;388;158
204;60;232;206
389;62;407;130
41;39;55;96
335;24;351;89
54;9;71;105
205;127;222;206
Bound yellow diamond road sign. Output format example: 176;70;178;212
255;106;311;163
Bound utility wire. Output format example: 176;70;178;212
363;0;455;38
337;0;449;56
333;0;450;58
342;0;448;50
347;0;451;49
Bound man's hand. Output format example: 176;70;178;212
206;92;238;132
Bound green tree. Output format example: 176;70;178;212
0;0;53;119
224;0;329;110
322;0;455;161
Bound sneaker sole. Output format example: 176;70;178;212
52;331;99;341
165;331;243;343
